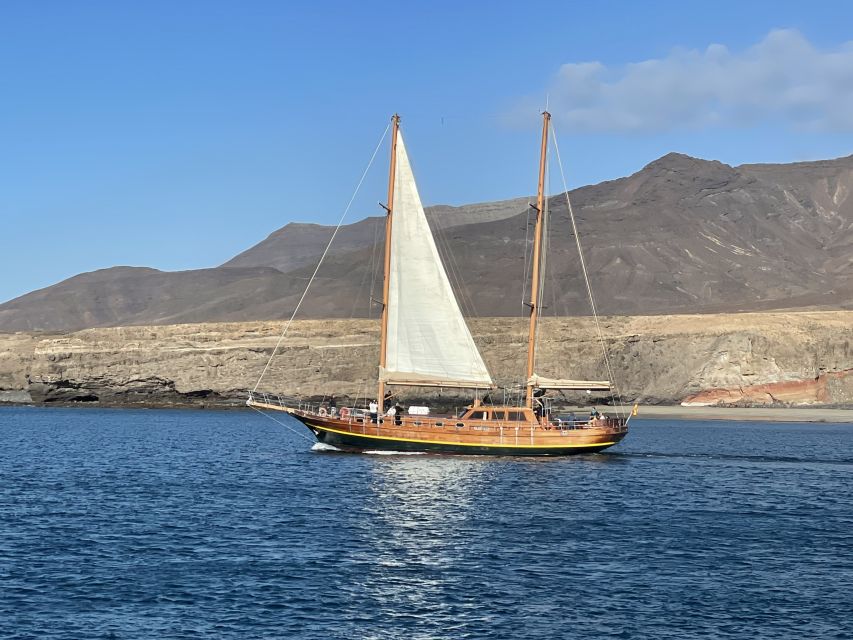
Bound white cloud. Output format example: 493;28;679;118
512;30;853;133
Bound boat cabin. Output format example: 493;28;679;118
458;405;538;424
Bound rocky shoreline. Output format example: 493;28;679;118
2;311;853;413
5;401;853;424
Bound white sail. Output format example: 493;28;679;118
380;132;493;389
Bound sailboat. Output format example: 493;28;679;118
248;112;630;455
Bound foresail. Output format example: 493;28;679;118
382;132;493;389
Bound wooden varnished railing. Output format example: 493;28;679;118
247;392;629;437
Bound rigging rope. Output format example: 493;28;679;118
252;122;391;393
521;202;533;306
533;157;550;375
249;404;316;444
348;218;385;412
518;202;535;389
366;216;383;311
543;164;563;378
348;216;383;318
549;125;627;419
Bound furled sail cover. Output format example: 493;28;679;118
380;132;493;389
527;375;611;390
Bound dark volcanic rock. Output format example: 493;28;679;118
2;153;853;332
221;217;385;273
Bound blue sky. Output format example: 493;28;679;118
2;0;853;303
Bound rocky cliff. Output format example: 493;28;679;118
2;311;852;408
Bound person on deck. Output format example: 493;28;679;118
393;403;403;426
369;400;378;424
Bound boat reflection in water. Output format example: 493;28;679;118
354;455;491;632
327;451;626;637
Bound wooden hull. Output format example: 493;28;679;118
250;400;628;456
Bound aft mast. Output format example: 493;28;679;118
378;114;400;413
526;111;551;408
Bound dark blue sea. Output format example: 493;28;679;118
1;407;851;639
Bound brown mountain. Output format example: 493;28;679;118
221;197;531;273
1;152;852;332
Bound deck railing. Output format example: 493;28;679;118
248;391;628;434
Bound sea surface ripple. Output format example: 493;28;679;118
1;407;851;639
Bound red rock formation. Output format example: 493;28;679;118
682;370;853;406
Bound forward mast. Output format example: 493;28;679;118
526;111;551;408
377;114;400;413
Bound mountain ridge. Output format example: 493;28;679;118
2;151;852;332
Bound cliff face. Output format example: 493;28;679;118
2;311;852;408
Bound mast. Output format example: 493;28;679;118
378;114;400;412
525;111;550;408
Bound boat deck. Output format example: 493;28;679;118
248;395;628;453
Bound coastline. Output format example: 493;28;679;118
3;399;853;424
631;405;853;423
2;314;853;415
